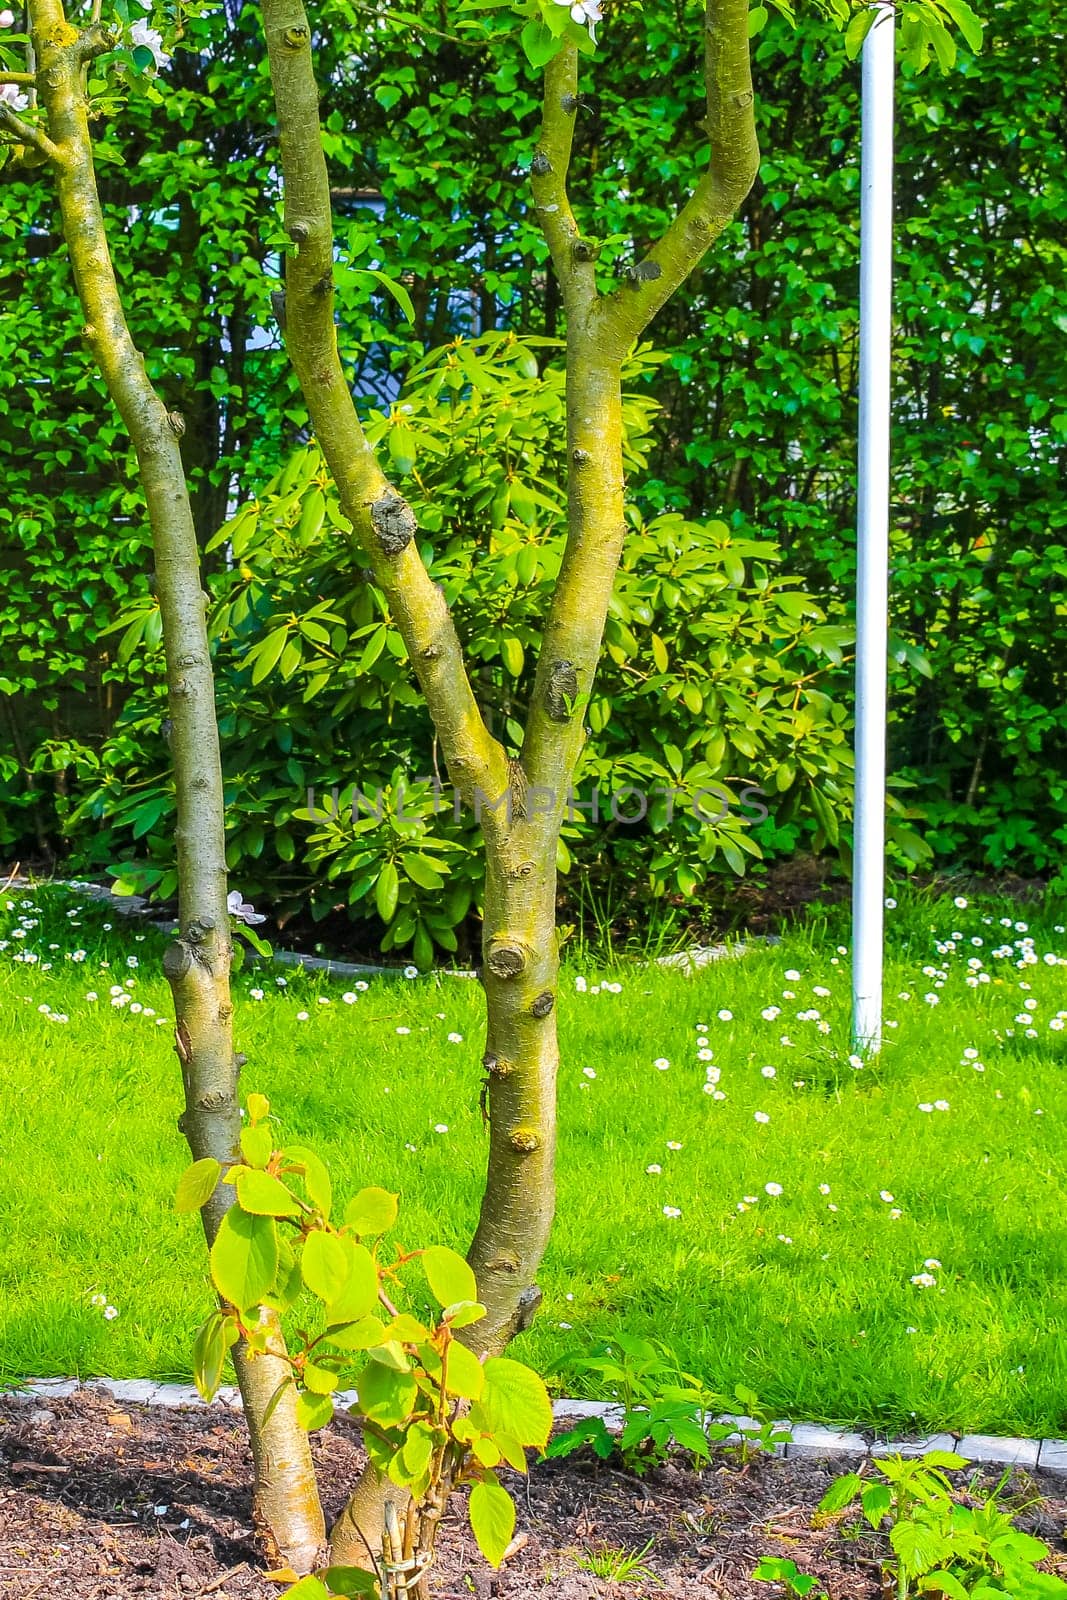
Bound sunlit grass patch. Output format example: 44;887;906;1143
0;882;1064;1437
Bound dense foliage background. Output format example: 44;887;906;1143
1;0;1064;949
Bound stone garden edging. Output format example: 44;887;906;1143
17;877;766;980
11;1379;1066;1476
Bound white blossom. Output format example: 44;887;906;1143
552;0;603;42
227;890;265;925
129;17;170;67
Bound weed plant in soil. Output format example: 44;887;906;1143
0;881;1064;1438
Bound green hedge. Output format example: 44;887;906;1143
2;0;1064;932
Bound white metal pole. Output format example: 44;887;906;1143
851;2;895;1055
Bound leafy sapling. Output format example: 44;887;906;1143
176;1096;554;1600
545;1334;787;1474
817;1453;1067;1600
753;1556;829;1599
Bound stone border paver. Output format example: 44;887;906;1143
6;1381;1060;1477
14;877;764;982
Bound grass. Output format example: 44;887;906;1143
1;879;1065;1439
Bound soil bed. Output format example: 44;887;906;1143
2;1394;1065;1599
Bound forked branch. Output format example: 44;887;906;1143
600;0;759;351
529;43;596;322
261;0;510;811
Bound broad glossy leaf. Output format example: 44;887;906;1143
468;1477;515;1568
210;1208;278;1311
375;861;399;923
475;1358;553;1449
296;1390;334;1431
325;1240;379;1321
236;1168;302;1218
192;1312;227;1402
421;1245;477;1308
302;1230;352;1304
239;1123;274;1170
357;1360;417;1427
320;1566;380;1598
282;1145;333;1218
175;1157;221;1213
344;1186;398;1236
325;1315;387;1351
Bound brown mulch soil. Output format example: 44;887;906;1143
2;1394;1065;1599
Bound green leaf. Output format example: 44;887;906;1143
520;16;562;67
325;1240;380;1321
175;1157;222;1213
989;1531;1049;1564
809;784;840;846
319;1568;380;1598
235;1168;303;1218
363;267;416;325
388;425;417;475
422;1338;485;1401
296;486;326;542
192;1312;227;1402
239;1123;274;1170
302;1229;353;1304
861;1481;893;1529
421;1244;477;1308
284;1579;330;1600
210;1208;279;1311
468;1476;516;1568
296;1390;335;1431
939;0;983;51
844;5;876;58
475;1358;553;1450
890;1517;951;1577
345;1186;398;1236
325;1315;387;1352
367;1339;410;1372
444;1301;486;1329
303;1361;339;1395
356;1360;418;1427
246;1093;270;1126
918;1573;971;1600
282;1145;333;1218
375;861;399;923
817;1471;862;1514
249;624;289;685
500;635;525;678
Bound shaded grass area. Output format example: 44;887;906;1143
1;882;1065;1437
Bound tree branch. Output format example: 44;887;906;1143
599;0;759;353
26;0;325;1567
0;100;57;156
260;0;510;812
530;43;596;321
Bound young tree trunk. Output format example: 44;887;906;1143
467;824;560;1350
19;2;325;1571
260;0;755;1569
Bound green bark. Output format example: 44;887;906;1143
22;0;325;1572
259;0;757;1569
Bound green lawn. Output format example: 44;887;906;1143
1;881;1065;1438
